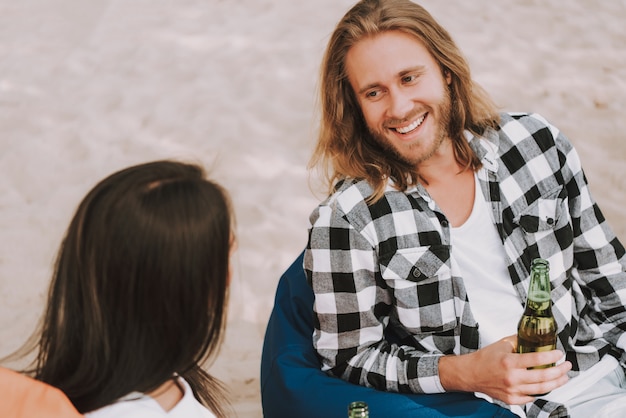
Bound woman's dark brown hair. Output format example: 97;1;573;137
23;160;233;416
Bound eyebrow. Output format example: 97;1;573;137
356;65;427;95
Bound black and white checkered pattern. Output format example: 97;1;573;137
305;112;626;417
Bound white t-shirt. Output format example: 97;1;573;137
450;173;522;347
84;376;217;418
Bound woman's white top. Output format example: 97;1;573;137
84;376;217;418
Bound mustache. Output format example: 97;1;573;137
382;108;427;128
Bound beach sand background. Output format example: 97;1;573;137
1;0;625;416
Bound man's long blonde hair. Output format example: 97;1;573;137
310;0;500;202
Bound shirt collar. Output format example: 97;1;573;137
466;128;499;173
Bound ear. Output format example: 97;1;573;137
444;69;452;85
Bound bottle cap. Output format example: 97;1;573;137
348;400;368;416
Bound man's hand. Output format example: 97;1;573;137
439;335;572;405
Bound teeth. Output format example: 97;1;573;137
395;114;426;134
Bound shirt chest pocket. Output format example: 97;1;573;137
379;245;457;334
514;186;567;234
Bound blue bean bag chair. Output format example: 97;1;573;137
260;251;516;417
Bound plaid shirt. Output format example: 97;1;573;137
305;112;626;418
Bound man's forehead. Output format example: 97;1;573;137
345;31;436;88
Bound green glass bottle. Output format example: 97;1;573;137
348;401;369;418
516;258;557;368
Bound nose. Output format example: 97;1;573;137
387;87;414;120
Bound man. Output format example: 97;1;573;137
304;0;626;417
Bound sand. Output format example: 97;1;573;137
1;0;625;416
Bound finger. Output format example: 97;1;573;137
500;335;517;352
516;350;564;369
517;361;571;387
505;394;536;405
518;371;570;398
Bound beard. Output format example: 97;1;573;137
366;87;453;167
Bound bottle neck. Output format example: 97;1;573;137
525;259;552;315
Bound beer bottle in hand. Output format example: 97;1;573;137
348;401;369;418
517;258;557;368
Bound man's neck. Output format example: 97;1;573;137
417;137;459;186
418;140;476;227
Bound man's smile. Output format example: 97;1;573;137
391;112;427;134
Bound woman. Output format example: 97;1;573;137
15;160;235;417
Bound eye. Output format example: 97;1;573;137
364;88;383;101
401;74;418;84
